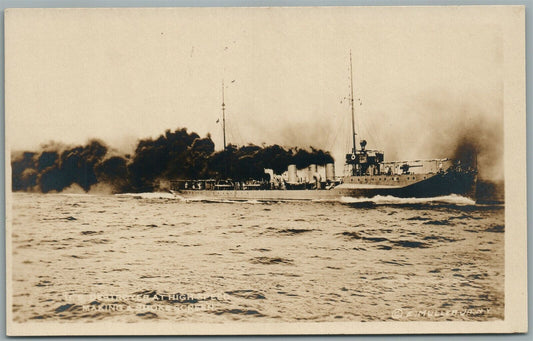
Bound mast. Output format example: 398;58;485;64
349;51;357;175
222;80;227;150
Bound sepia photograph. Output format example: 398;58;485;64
4;5;527;335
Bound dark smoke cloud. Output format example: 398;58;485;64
11;127;334;193
11;152;38;191
11;139;122;193
209;144;334;181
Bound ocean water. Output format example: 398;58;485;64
10;192;504;323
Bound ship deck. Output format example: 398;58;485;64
172;170;476;200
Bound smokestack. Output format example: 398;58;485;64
326;163;335;181
308;164;317;183
287;164;298;184
264;168;275;183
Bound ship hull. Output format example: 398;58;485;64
173;170;477;201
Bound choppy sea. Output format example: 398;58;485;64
10;192;504;323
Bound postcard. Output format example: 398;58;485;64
4;6;527;335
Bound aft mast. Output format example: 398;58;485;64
221;80;229;179
222;80;227;151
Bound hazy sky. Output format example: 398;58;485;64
6;7;505;177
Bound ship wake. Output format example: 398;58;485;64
116;192;177;199
115;192;487;208
340;194;476;206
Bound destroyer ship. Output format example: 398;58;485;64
168;54;477;201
